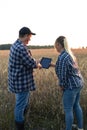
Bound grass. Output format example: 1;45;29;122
0;48;87;130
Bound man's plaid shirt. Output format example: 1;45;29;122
55;50;84;90
8;39;37;93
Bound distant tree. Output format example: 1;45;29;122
28;45;54;49
82;46;85;49
0;44;12;50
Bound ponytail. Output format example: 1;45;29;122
64;37;76;62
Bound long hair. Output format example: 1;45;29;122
55;36;76;62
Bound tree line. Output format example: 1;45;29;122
0;44;87;50
0;44;54;50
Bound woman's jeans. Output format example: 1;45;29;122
14;91;30;122
63;87;83;130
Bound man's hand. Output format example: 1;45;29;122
37;63;42;69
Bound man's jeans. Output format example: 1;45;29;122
14;91;30;122
63;87;83;130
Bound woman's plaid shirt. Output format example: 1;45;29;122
8;39;37;93
55;50;84;90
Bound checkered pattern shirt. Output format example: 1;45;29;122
55;50;84;90
8;39;37;93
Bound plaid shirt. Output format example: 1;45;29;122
55;50;84;90
8;39;37;93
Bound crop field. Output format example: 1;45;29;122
0;48;87;130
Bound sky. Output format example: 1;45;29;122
0;0;87;48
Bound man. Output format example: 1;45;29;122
8;27;41;130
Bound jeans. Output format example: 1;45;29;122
62;87;83;130
14;91;30;122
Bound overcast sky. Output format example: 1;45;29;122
0;0;87;48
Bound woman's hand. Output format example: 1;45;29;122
50;62;56;67
59;87;65;91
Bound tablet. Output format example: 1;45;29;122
40;57;52;69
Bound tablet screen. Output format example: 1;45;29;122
40;57;52;69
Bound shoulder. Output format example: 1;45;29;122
11;40;26;53
59;50;69;61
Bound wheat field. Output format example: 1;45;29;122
0;49;87;130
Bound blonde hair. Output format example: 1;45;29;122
55;36;76;62
64;37;76;61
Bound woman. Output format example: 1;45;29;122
53;36;84;130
